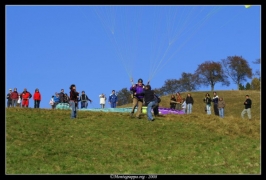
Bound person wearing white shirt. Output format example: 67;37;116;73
99;93;106;108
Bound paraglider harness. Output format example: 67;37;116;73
131;83;145;101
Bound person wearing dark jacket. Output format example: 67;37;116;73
79;91;92;109
6;89;12;107
69;84;79;119
203;93;212;115
59;89;65;103
109;90;118;108
137;84;155;121
241;95;252;120
185;93;194;114
212;91;219;116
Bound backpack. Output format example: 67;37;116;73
154;94;161;103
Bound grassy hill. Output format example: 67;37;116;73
6;90;261;174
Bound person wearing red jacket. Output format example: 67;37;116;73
10;88;19;107
33;88;42;108
21;88;31;108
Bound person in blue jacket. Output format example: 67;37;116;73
53;92;60;108
109;90;118;108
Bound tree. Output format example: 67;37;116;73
117;88;132;106
245;82;251;90
195;61;230;91
251;77;260;90
153;88;164;96
178;72;199;91
239;83;245;90
221;55;252;90
160;79;181;95
252;58;261;78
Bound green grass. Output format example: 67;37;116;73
6;90;261;174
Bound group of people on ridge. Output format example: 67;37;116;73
169;92;194;114
7;81;253;121
6;88;41;108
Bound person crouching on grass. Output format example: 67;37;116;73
69;84;79;119
136;84;156;121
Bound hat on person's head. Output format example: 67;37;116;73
9;89;12;91
138;78;143;83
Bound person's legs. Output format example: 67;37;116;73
206;105;211;115
241;109;247;119
131;98;138;116
214;104;219;116
7;101;12;107
113;102;116;108
37;100;40;108
81;102;84;109
153;104;159;116
25;99;29;108
147;101;155;120
70;101;76;119
187;104;192;114
12;100;17;107
247;108;251;120
85;101;88;108
136;100;143;118
221;108;224;118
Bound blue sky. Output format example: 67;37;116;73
6;5;261;108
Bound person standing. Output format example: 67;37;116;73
170;94;177;109
59;89;65;103
79;91;92;109
109;90;118;108
181;98;186;114
49;95;55;109
185;93;194;114
21;88;31;108
69;84;79;119
10;88;19;107
17;93;22;107
203;93;212;115
176;92;183;110
138;85;156;121
218;97;226;118
129;78;149;119
241;95;252;120
6;89;12;107
99;93;107;108
53;93;60;108
212;92;219;116
33;88;42;108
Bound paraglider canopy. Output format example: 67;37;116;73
245;5;251;8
